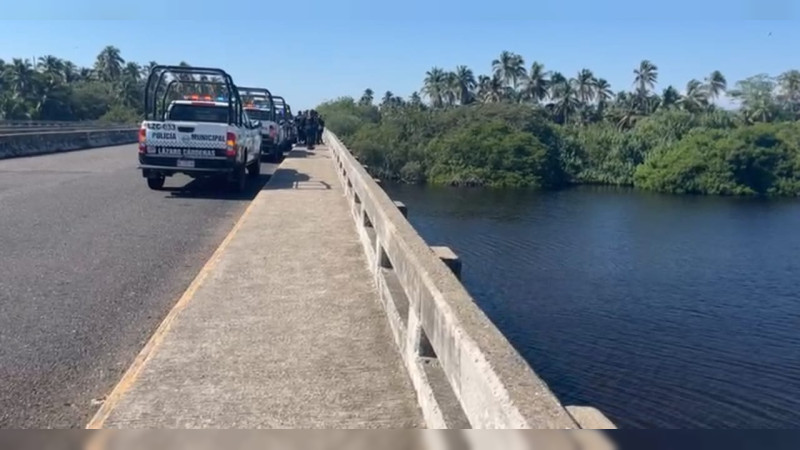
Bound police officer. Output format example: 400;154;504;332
305;110;318;150
296;111;306;145
317;115;325;145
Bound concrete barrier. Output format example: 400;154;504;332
323;129;616;429
0;128;138;160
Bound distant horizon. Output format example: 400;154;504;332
1;17;798;111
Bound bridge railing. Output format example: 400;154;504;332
323;129;616;429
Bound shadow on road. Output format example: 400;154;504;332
158;147;334;199
288;148;330;159
262;168;322;190
162;172;272;200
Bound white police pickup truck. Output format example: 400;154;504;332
239;87;285;163
273;96;295;150
138;66;262;192
243;104;282;163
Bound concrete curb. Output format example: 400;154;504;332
0;128;138;160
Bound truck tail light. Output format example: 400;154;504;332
269;125;277;140
138;126;147;154
226;132;237;157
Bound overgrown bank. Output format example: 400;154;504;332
316;55;800;196
317;99;800;196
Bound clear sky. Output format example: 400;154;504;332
2;2;799;111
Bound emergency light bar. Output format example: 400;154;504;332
183;94;214;101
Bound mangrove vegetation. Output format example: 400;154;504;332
316;52;800;196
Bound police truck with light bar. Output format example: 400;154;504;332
239;87;283;163
272;95;296;149
137;65;262;192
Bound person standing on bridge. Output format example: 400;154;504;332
305;110;319;150
296;111;306;145
317;116;325;145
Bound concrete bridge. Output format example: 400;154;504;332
0;127;615;429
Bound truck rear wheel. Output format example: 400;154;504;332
262;146;276;163
248;158;261;177
230;165;246;193
147;176;165;190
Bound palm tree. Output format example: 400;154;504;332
454;65;476;105
62;61;79;83
478;74;506;103
32;73;71;120
78;67;95;81
552;82;580;124
94;45;125;82
574;68;597;105
409;91;423;108
705;70;727;101
595;78;613;104
359;88;374;106
633;60;658;114
777;70;800;117
680;79;709;112
381;91;394;108
37;55;63;79
661;86;681;109
634;59;658;95
778;70;800;100
491;51;526;90
729;74;778;123
548;71;568;100
117;62;143;108
422;67;447;108
142;61;159;79
9;58;35;97
613;93;643;129
123;62;141;82
443;71;460;107
520;61;549;104
174;61;195;95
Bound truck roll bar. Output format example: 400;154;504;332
144;65;244;126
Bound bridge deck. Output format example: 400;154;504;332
93;146;424;428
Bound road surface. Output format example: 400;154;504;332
0;144;276;427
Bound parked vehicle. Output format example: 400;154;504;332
239;87;283;162
138;65;262;192
283;103;297;144
272;96;295;150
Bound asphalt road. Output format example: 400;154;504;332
0;144;277;428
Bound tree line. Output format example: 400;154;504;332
0;46;228;124
317;51;800;196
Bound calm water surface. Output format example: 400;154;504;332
383;183;800;429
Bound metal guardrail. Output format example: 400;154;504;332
0;120;138;135
0;120;134;127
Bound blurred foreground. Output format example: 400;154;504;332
1;431;616;450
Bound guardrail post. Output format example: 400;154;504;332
431;246;462;280
566;406;617;429
393;201;408;218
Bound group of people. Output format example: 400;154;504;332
294;110;325;149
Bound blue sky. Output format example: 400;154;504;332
2;2;799;111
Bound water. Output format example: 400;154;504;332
383;183;800;429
